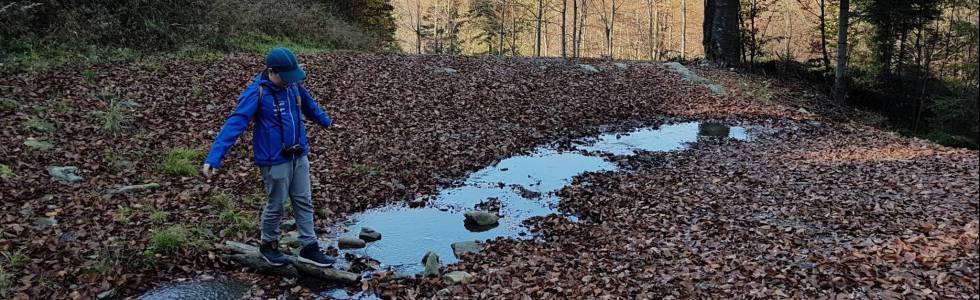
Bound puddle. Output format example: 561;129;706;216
136;278;250;300
325;121;754;279
137;121;756;299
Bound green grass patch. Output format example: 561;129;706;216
146;225;216;256
0;98;18;112
96;98;127;134
159;148;202;176
149;210;170;225
209;192;231;211
0;164;13;179
0;265;10;298
148;225;190;255
81;69;97;84
1;249;28;269
112;207;133;224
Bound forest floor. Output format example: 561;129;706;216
0;53;976;299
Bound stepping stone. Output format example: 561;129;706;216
451;241;482;258
464;211;499;226
358;227;381;242
422;251;440;277
24;139;54;151
337;236;366;249
443;271;474;285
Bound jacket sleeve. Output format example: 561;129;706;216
297;84;332;128
204;85;260;169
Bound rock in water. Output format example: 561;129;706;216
358;227;381;242
47;166;82;182
451;241;482;258
337;237;366;249
464;211;499;226
442;271;474;285
422;251;440;277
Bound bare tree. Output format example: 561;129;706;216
680;0;687;60
561;0;568;57
833;0;849;102
535;0;544;56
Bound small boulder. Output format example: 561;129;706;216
422;251;440;277
47;166;83;182
442;271;474;285
614;62;628;70
578;64;600;74
24;139;54;151
337;236;366;249
358;227;381;242
464;211;499;226
451;241;482;258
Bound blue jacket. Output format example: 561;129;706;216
204;72;332;168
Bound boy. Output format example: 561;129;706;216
202;48;335;267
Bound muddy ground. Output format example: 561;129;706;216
0;54;976;299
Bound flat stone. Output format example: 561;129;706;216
662;62;728;96
614;62;628;70
96;288;116;300
34;217;58;228
337;236;366;249
422;251;440;277
358;227;381;242
464;211;499;226
442;271;474;285
24;139;54;151
109;183;160;195
451;241;482;258
579;64;599;73
47;166;83;182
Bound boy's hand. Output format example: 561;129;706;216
201;164;216;178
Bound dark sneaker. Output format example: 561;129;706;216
259;241;289;266
298;243;336;267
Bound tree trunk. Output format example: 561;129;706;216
562;0;568;58
499;0;506;56
833;0;850;103
703;0;741;67
416;0;422;54
680;0;687;60
536;0;544;57
572;0;579;58
222;241;360;284
647;0;655;60
819;0;831;72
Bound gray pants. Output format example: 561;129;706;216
259;155;317;247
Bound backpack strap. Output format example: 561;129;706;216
254;85;263;122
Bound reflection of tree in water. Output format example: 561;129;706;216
698;122;731;139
